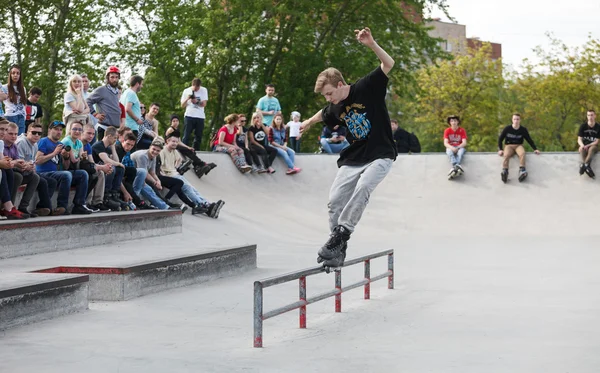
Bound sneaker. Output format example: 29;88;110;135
455;164;464;175
51;207;66;216
20;208;37;218
92;203;111;212
585;165;595;179
87;205;101;213
72;204;93;215
192;204;209;215
240;164;252;173
2;207;29;220
317;225;351;260
34;208;51;217
251;165;259;173
180;204;189;214
501;169;508;183
257;167;268;174
579;163;586;175
136;201;154;210
267;167;276;174
293;167;302;173
286;168;297;175
0;215;6;220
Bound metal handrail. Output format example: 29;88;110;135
253;249;394;347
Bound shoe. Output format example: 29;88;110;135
51;207;66;216
1;207;29;220
92;203;111;212
166;201;182;209
72;204;93;215
293;167;302;173
319;243;347;272
192;204;209;215
585;165;595;179
257;167;268;174
87;205;101;213
205;163;217;174
455;164;464;175
267;167;276;174
251;165;259;173
501;169;508;183
448;168;457;180
177;159;193;175
212;200;225;219
137;201;155;210
34;208;51;217
318;225;351;260
286;168;296;175
20;208;37;218
580;163;586;175
180;204;189;214
240;164;252;173
518;168;528;182
103;198;121;212
0;215;6;220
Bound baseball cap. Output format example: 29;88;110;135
151;139;164;149
49;120;66;129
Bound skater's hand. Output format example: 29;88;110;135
123;191;132;202
498;150;503;156
354;27;375;47
534;149;540;155
579;145;585;152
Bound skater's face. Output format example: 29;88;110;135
588;111;596;124
512;115;521;127
321;82;345;104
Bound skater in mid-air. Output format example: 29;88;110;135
498;113;540;183
300;26;397;269
443;115;467;180
577;109;600;178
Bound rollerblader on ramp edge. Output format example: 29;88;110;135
300;27;397;272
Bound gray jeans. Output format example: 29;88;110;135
328;158;393;233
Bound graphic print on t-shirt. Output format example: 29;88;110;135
342;103;371;141
254;130;266;142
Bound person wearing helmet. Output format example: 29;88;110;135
86;66;122;140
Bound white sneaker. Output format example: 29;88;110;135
82;204;97;213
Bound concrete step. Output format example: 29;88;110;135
0;273;89;330
0;210;182;259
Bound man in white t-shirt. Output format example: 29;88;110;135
180;78;208;151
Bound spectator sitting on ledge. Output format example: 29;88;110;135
320;124;350;154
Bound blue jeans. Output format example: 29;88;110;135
105;165;125;192
40;170;88;208
446;147;466;166
274;147;295;169
173;174;207;206
5;114;25;135
289;137;301;153
132;168;168;210
321;138;349;154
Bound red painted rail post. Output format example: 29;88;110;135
299;276;307;328
335;270;342;312
388;252;394;289
253;281;264;347
364;259;371;300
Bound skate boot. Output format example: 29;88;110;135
447;167;457;180
103;193;121;212
109;191;130;211
579;163;586;176
585;164;595;179
191;203;209;216
501;168;508;183
177;159;193;175
455;164;464;176
518;167;528;182
317;225;351;262
320;242;347;273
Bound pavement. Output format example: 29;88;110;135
1;151;600;373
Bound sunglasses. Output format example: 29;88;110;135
240;120;247;123
140;106;146;109
31;131;43;136
71;128;83;132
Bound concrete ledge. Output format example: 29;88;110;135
34;245;257;301
0;273;89;330
0;210;182;259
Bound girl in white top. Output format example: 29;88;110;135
2;65;27;135
286;111;302;153
63;74;90;132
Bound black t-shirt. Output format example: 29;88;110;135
321;66;397;167
498;125;537;150
249;125;268;146
25;100;43;126
393;127;411;153
578;122;600;146
115;142;126;162
92;141;113;164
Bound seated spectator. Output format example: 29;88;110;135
36;120;92;215
391;119;410;153
212;114;252;173
63;74;90;133
236;114;265;173
92;126;127;209
130;140;170;210
286;111;302;153
320;124;350;154
114;131;153;210
80;123;112;211
16;123;57;216
4;122;41;216
270;113;301;174
248;112;277;173
0;119;27;219
159;132;224;217
166;114;216;178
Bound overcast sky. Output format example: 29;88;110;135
429;0;600;70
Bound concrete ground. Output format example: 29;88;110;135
1;152;600;372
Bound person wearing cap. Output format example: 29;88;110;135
443;115;468;179
130;139;170;210
87;66;122;140
36;120;93;215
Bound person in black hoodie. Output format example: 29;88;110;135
497;113;540;183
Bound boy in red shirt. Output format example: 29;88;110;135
443;115;467;179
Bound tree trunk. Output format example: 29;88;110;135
10;8;23;66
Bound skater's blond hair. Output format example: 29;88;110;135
314;68;347;93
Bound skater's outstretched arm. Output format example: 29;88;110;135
355;27;394;76
300;109;323;134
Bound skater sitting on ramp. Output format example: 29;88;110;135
443;115;467;179
498;113;540;183
300;27;397;269
577;109;600;178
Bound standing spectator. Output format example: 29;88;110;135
4;122;41;216
236;114;264;173
391;119;410;153
3;65;27;135
130;140;170;210
320;124;350;154
248;112;277;173
138;102;160;149
286;111;302;153
16;123;57;216
36;120;92;214
80;73;98;143
256;84;281;127
498;113;540;183
213;114;252;173
180;77;208;150
443;115;468;179
120;75;144;138
63;74;90;133
25;87;43;132
165;114;216;178
269;113;301;174
87;66;121;140
80;123;111;211
577;109;600;178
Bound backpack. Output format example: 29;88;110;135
408;132;421;153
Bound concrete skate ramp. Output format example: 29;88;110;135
190;151;594;238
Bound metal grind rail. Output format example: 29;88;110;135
253;249;394;347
